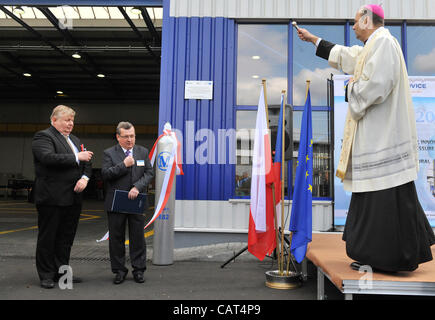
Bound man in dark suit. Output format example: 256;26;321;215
102;121;154;284
32;105;93;289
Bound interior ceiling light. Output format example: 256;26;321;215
252;56;261;60
23;73;32;77
72;52;81;59
130;7;142;15
252;75;259;79
13;6;25;15
97;73;105;78
56;91;64;94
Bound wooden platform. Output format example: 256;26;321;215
306;233;435;299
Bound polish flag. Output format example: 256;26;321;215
248;85;277;260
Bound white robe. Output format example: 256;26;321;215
329;28;419;192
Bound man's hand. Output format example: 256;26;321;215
297;28;319;45
128;186;139;200
77;151;94;162
74;177;88;193
124;155;135;168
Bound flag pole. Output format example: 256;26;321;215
262;79;280;265
279;90;286;275
286;80;311;276
262;79;269;123
264;84;303;290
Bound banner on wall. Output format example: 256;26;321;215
333;75;435;227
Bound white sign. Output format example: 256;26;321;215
184;81;213;100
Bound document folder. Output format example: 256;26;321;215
111;189;147;214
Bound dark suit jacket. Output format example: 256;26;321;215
32;126;92;206
101;144;154;213
316;39;335;60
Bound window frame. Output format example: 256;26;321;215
233;20;433;201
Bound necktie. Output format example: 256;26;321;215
125;149;133;185
64;135;76;154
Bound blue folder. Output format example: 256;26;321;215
111;189;147;214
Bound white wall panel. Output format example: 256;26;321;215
175;199;333;233
170;0;435;20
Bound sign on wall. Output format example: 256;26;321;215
333;75;435;227
184;81;213;100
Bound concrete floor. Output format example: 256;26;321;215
2;198;431;303
0;198;326;302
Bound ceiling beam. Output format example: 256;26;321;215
139;7;160;45
0;5;162;101
0;51;56;94
0;1;163;6
117;6;160;65
37;6;126;99
0;6;94;76
0;45;161;53
36;7;106;76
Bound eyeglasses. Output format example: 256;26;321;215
119;135;136;139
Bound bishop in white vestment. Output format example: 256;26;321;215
296;4;435;272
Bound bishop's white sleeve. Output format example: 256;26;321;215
328;44;363;74
347;37;400;121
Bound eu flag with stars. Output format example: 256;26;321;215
289;88;313;263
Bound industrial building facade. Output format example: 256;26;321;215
1;0;434;235
160;0;435;234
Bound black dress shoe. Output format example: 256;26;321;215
133;272;144;283
40;279;55;289
350;262;361;270
350;261;376;271
113;271;127;284
350;261;367;271
350;262;398;273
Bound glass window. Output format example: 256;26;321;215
235;110;290;197
349;25;401;47
407;26;435;76
293;111;331;198
293;25;344;106
237;24;288;106
235;110;255;196
235;109;334;198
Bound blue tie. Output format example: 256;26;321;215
125;150;131;157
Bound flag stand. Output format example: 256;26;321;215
221;80;303;289
263;83;302;290
265;80;312;288
265;231;303;289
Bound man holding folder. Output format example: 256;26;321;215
102;121;154;284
